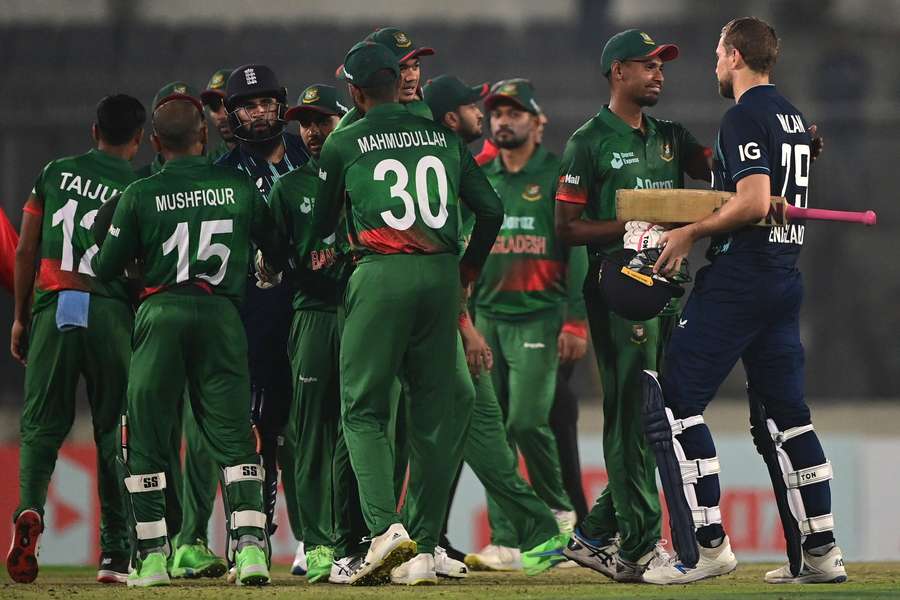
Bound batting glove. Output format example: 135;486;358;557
254;249;282;289
623;220;666;252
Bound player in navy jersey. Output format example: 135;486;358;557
640;18;847;585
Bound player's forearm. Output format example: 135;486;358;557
459;212;502;285
91;242;129;282
13;246;36;324
683;176;771;240
556;217;625;247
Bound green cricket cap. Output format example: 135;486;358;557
600;29;679;76
422;75;488;123
285;84;350;121
200;68;231;105
483;78;541;115
152;81;203;114
365;27;435;62
337;41;400;88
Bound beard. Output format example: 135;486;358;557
718;76;735;99
636;93;660;108
493;128;528;149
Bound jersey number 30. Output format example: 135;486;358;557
375;155;449;231
162;219;233;285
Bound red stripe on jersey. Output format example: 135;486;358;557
140;281;213;301
555;183;587;205
496;258;564;292
23;197;43;216
35;259;90;293
357;226;443;255
474;139;499;166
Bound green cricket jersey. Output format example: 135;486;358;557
25;148;137;315
555;106;704;259
312;103;502;280
92;155;285;307
268;159;350;312
136;143;233;179
206;140;232;165
335;100;433;132
476;146;587;321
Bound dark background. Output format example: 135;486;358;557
1;0;897;408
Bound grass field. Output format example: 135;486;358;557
3;563;899;600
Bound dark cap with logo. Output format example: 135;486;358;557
483;78;541;115
225;64;287;106
600;29;679;76
152;81;203;114
285;85;350;121
337;41;400;88
365;27;435;63
200;68;231;105
422;75;489;123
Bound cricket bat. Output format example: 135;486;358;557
616;189;877;227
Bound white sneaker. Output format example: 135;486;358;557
434;546;468;578
329;554;363;584
390;553;438;586
563;530;619;578
225;566;237;584
614;541;674;583
765;545;847;584
464;544;522;571
643;536;738;584
291;541;307;576
552;509;577;534
349;523;417;586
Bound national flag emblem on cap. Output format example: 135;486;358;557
210;72;225;89
500;82;518;95
393;31;412;48
640;32;655;45
174;84;187;94
303;87;320;104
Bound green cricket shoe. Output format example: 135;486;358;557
127;552;170;587
235;545;270;586
522;533;568;576
170;541;227;578
306;545;334;584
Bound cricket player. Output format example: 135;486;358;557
216;64;309;568
201;68;237;163
308;41;503;585
167;70;237;580
7;94;146;584
267;83;356;584
641;17;846;585
554;29;712;582
475;79;586;544
91;94;286;587
423;74;571;576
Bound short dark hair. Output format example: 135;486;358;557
96;94;146;145
721;17;780;75
152;100;204;152
359;71;400;103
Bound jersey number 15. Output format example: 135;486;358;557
162;219;233;285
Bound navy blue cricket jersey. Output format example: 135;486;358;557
216;131;309;196
709;84;811;269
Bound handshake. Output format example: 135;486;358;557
623;220;667;252
254;249;283;289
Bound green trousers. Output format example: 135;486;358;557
580;290;674;561
463;363;559;550
341;254;464;555
476;310;573;542
286;308;342;550
173;400;218;547
16;295;132;555
125;292;265;552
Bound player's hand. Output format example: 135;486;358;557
809;124;824;162
255;249;282;289
460;320;493;376
654;226;696;276
623;221;666;251
10;319;28;366
558;330;587;364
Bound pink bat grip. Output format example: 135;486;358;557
785;205;877;226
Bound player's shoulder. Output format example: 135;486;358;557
271;160;316;191
646;114;690;135
43;149;95;174
215;146;242;167
568;114;616;146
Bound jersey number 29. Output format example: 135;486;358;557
375;155;449;231
780;143;810;208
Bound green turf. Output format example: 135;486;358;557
2;563;898;599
